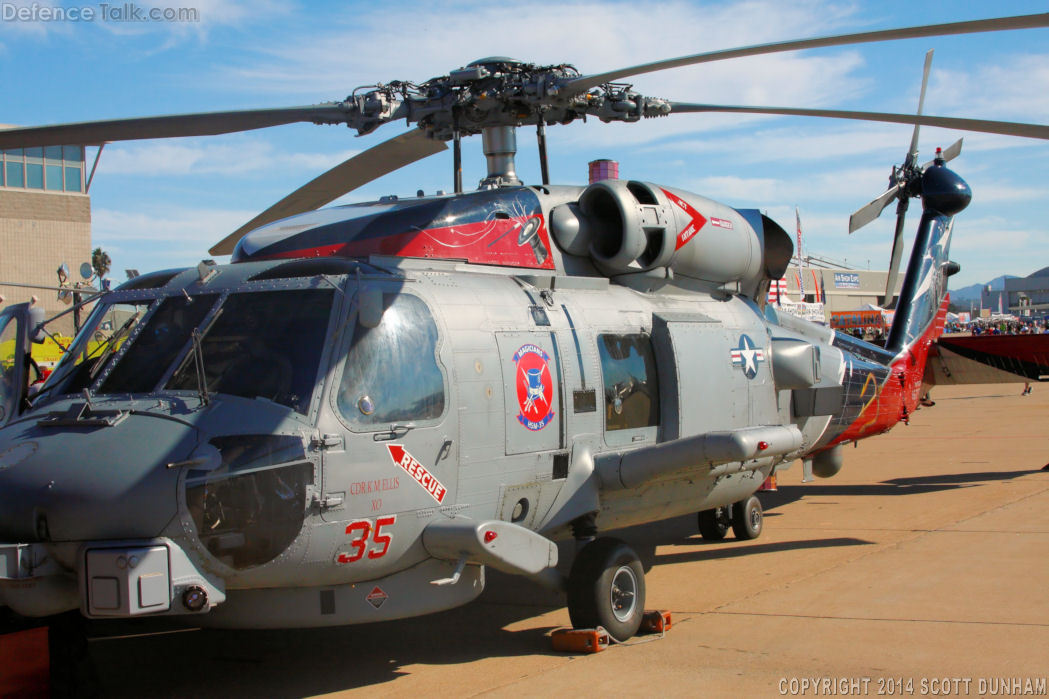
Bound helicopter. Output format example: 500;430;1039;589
1;13;1048;650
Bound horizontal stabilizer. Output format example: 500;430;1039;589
926;335;1049;385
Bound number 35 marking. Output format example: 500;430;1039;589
335;515;396;564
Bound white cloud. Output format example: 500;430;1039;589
642;123;906;162
92;205;260;273
97;139;357;177
684;165;890;204
929;54;1049;122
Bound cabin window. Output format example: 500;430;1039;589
597;333;660;431
337;293;445;426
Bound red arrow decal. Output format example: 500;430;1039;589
661;188;707;251
386;444;447;504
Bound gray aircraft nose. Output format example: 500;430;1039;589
0;410;197;542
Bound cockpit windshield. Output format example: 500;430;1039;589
166;289;333;413
39;288;335;415
100;294;220;394
40;301;153;398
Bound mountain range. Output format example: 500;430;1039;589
949;275;1016;305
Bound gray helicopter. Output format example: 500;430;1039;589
1;13;1048;649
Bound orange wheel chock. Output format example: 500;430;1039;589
550;627;610;653
640;609;672;634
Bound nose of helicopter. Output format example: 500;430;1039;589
0;409;198;543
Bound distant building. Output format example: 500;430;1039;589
778;264;904;316
0;133;92;335
978;286;1010;317
1006;267;1049;318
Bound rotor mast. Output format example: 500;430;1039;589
479;126;522;188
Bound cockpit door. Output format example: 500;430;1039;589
320;290;458;523
0;303;32;428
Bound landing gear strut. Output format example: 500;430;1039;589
697;505;731;540
567;537;646;642
697;494;764;541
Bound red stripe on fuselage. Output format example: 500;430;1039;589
830;295;950;446
250;214;557;270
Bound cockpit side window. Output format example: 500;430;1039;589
166;289;334;414
336;293;445;426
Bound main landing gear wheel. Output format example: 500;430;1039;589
697;505;731;540
567;537;646;642
731;494;763;540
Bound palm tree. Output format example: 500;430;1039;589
91;247;111;286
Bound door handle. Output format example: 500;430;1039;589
373;424;415;441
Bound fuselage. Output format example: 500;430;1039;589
0;171;963;627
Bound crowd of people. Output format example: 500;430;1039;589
965;320;1049;335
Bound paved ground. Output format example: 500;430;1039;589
89;384;1049;697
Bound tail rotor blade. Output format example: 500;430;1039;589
209;130;447;256
849;183;903;233
884;199;911;305
906;49;934;165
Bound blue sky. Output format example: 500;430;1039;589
3;0;1047;288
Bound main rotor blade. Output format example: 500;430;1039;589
906;49;935;166
849;183;902;234
209;129;447;256
0;104;349;148
922;138;963;169
666;102;1049;140
561;13;1049;96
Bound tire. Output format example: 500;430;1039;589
731;494;763;540
567;537;646;642
697;506;731;540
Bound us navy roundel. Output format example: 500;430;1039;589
513;344;555;430
730;334;766;379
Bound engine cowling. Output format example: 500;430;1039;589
550;180;786;292
550;179;676;275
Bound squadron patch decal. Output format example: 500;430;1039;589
730;334;766;379
512;344;555;431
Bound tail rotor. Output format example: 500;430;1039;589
848;50;963;306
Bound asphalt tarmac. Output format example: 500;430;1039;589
88;383;1049;697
